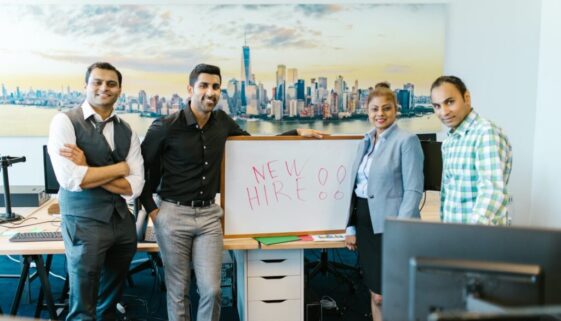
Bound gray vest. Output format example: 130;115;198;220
58;106;132;223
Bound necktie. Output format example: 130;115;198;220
92;116;114;135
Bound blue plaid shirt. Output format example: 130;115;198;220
441;110;512;225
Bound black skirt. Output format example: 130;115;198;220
356;197;383;294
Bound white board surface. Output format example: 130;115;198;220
223;136;362;237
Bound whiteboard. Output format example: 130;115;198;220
222;136;362;237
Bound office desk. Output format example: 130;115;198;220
0;199;259;319
0;200;259;254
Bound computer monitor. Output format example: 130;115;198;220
382;219;561;321
429;305;561;321
42;145;60;194
417;133;437;142
420;140;442;191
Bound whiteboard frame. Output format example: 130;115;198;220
221;135;362;238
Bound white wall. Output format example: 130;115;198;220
530;0;561;227
444;0;543;226
0;137;48;187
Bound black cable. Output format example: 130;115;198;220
1;219;61;229
2;216;37;225
419;191;427;211
147;262;159;314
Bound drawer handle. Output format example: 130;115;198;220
262;276;286;280
261;259;286;263
262;300;287;304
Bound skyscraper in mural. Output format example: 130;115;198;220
287;68;298;86
276;64;287;112
396;83;415;113
241;38;259;115
241;34;252;85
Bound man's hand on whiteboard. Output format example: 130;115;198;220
345;235;357;251
296;128;328;138
149;209;160;223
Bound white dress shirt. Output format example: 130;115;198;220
47;101;144;202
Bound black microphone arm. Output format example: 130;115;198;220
1;155;27;223
0;155;27;168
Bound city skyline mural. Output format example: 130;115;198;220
0;3;446;136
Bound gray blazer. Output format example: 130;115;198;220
347;124;424;234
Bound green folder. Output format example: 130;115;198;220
254;235;300;245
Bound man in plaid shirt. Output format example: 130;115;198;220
431;76;512;225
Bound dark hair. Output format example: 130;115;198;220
367;86;398;108
430;75;467;96
189;64;222;86
85;62;122;86
374;81;391;89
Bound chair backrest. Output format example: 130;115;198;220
43;145;60;194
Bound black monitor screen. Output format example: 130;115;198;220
383;219;561;321
417;133;437;142
430;306;561;321
43;145;60;194
410;257;543;320
421;140;442;191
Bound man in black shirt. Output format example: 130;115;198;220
140;63;323;321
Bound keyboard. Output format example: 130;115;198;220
9;231;63;242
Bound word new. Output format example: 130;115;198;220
244;159;347;210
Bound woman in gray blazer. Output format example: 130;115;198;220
345;84;424;321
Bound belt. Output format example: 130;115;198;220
162;198;215;208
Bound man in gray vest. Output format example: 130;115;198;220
48;62;144;320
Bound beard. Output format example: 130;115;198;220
195;94;218;112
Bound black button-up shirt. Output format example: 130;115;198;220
140;106;251;213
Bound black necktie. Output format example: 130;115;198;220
92;116;114;135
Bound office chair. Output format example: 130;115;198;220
127;199;165;291
306;248;358;293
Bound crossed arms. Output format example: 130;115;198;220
47;113;144;199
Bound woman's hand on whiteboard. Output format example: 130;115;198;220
345;235;357;251
296;128;328;138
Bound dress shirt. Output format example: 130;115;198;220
440;109;512;225
140;106;249;214
48;101;144;202
347;123;394;236
140;105;298;214
354;124;395;198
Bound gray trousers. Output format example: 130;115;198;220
61;213;137;321
154;201;224;321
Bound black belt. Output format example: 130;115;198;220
162;198;215;208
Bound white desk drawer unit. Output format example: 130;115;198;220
247;256;300;277
247;249;300;261
248;275;301;300
235;249;304;321
248;299;301;321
